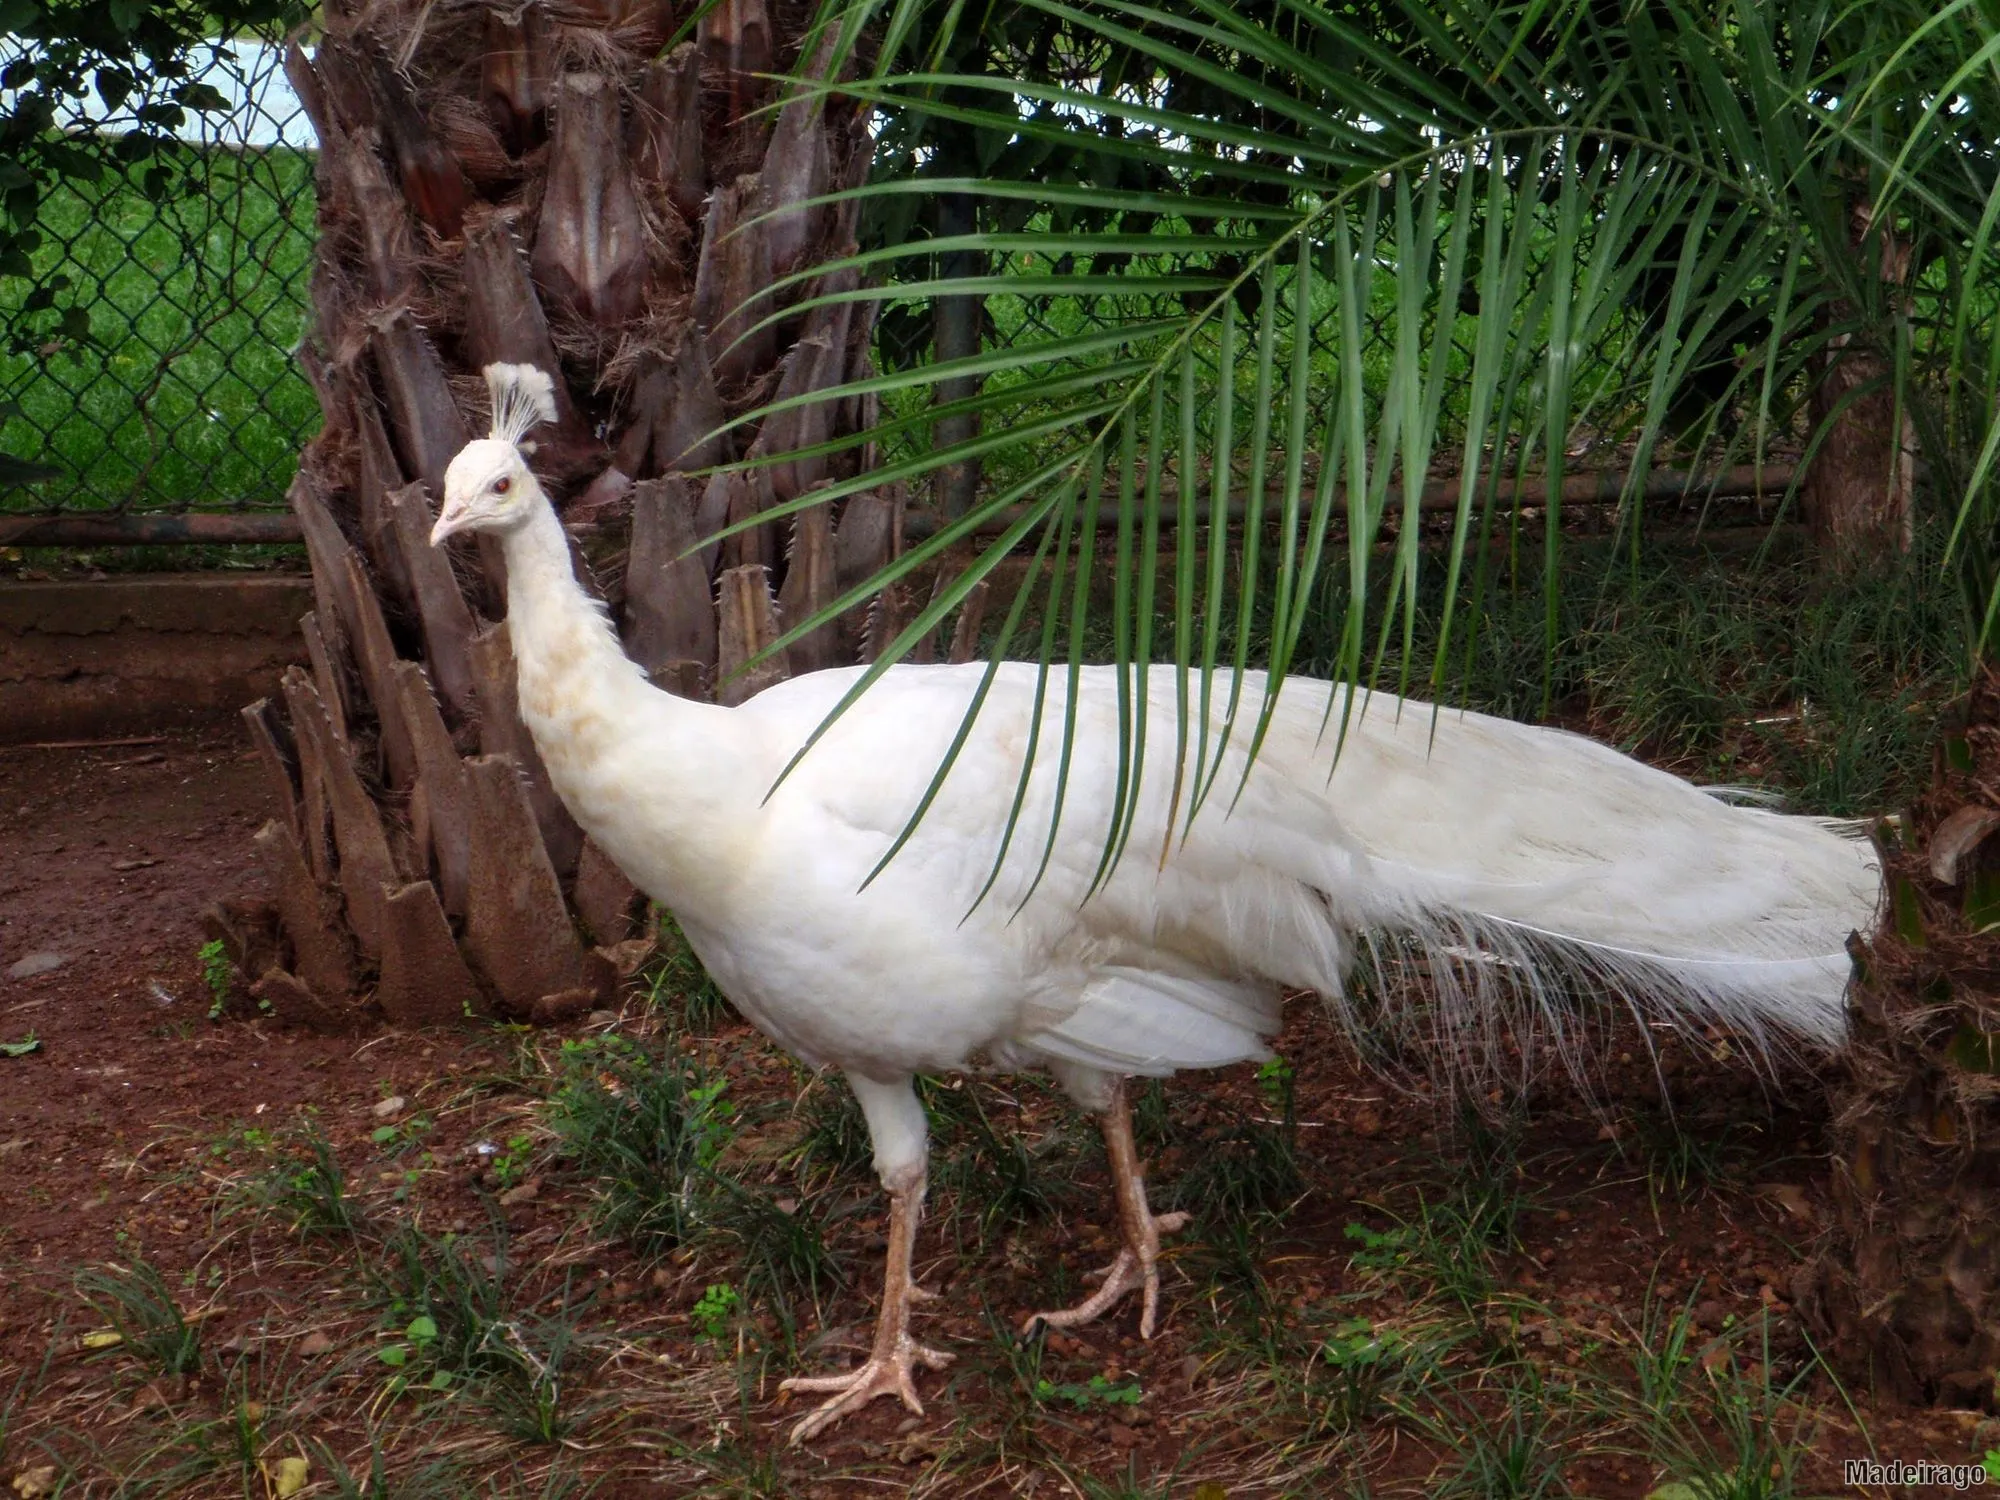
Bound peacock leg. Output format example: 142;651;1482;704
1023;1077;1189;1339
781;1076;953;1443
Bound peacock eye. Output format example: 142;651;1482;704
493;476;511;495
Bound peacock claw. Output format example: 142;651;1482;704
1021;1208;1190;1339
781;1336;955;1444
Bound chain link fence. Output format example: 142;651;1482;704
0;37;319;521
2;62;1797;537
977;256;1710;498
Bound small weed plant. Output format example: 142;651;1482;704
199;938;232;1020
690;1283;741;1341
1034;1373;1144;1411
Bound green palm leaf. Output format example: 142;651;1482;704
731;0;2000;896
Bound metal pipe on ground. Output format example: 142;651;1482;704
0;464;1796;549
0;513;305;547
904;463;1798;543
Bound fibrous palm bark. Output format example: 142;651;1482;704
218;0;907;1026
1801;671;2000;1408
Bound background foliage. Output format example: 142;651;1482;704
752;0;1997;796
0;0;303;485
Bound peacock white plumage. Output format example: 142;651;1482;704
432;364;1883;1441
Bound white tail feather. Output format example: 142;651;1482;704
1237;679;1880;1085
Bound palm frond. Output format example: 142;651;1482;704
735;0;1999;887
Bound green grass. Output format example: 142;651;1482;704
239;1118;372;1242
0;141;319;515
541;1033;739;1255
74;1257;206;1381
1407;534;1957;817
1024;525;1960;820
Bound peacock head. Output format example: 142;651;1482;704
431;363;559;545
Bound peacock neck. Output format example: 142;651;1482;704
495;499;752;895
498;501;644;750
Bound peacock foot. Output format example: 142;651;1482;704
781;1333;956;1444
1021;1209;1191;1339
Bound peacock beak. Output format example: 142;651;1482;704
429;501;469;547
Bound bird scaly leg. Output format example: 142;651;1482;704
781;1173;953;1443
1023;1078;1189;1339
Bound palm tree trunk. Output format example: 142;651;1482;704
1802;200;1918;561
218;0;903;1027
1799;671;2000;1409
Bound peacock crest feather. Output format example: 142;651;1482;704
483;362;557;450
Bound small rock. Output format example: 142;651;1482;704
1695;1299;1727;1328
1106;1422;1139;1449
1349;1107;1383;1138
586;1009;618;1027
1756;1182;1815;1222
372;1095;406;1119
110;858;158;872
297;1330;334;1358
606;937;655;976
895;1416;922;1436
130;1382;171;1412
0;1139;28;1158
498;1180;540;1207
5;953;63;981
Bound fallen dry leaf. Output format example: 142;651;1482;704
1756;1182;1815;1222
263;1456;309;1498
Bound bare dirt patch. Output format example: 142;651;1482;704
0;734;1983;1497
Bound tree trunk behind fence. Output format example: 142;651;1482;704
1803;202;1918;562
219;0;907;1028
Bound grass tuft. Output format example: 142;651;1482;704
543;1034;736;1254
75;1257;204;1380
248;1121;369;1242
